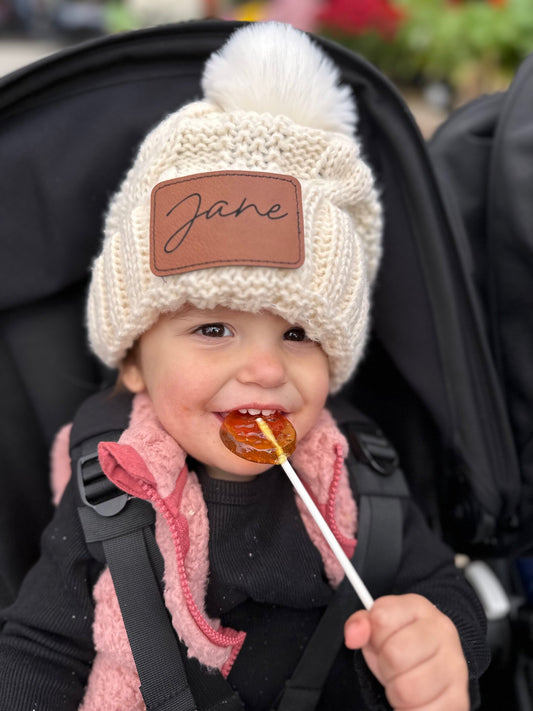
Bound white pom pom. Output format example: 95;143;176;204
202;22;357;137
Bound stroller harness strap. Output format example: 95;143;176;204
74;390;407;711
77;444;200;711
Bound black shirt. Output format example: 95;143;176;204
0;466;489;710
200;467;349;709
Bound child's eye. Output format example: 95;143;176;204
195;323;232;338
284;326;310;342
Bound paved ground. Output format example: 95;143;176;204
0;37;63;77
401;88;449;139
0;36;448;137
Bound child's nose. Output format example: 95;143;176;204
236;346;288;388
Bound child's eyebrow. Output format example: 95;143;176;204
165;307;223;323
166;310;189;320
164;304;198;320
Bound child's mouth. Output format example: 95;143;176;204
219;410;297;464
217;407;286;420
236;408;277;417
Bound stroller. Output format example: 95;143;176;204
0;19;530;709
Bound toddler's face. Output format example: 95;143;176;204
122;305;329;481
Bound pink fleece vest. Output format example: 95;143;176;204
51;394;357;711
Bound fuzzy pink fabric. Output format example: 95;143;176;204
49;423;72;505
49;395;357;711
80;394;245;711
292;409;357;586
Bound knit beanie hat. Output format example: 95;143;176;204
87;21;383;393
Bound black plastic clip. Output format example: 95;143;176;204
347;426;399;477
77;451;129;517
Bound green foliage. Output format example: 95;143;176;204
103;1;139;33
321;0;533;91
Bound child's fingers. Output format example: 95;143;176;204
383;650;448;709
386;661;469;711
365;594;435;654
344;610;371;649
369;608;439;682
360;594;469;709
344;596;427;659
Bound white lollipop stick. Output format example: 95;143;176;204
256;418;374;610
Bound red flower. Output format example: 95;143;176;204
318;0;405;39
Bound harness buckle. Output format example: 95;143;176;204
348;426;399;477
77;451;129;517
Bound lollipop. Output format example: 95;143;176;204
220;410;296;464
219;411;374;610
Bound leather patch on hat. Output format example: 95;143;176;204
150;171;304;276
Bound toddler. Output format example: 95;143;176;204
0;21;489;710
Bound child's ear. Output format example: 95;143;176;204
119;350;146;393
120;361;146;393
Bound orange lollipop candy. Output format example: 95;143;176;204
220;411;297;464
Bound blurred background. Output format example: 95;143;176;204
1;0;533;136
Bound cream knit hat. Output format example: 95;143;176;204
87;22;383;393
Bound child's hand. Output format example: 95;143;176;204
344;594;469;710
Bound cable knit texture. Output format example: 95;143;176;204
86;22;383;393
50;393;357;711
